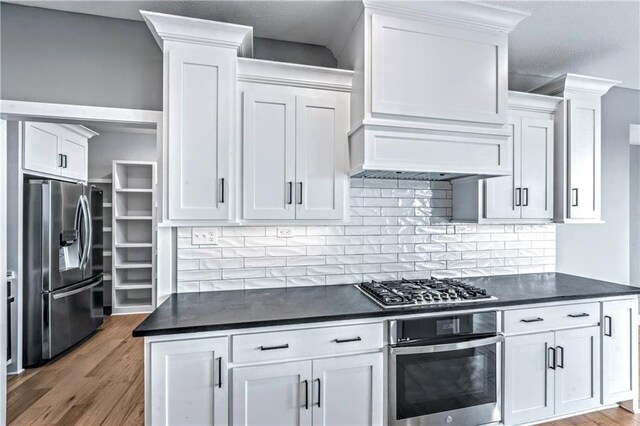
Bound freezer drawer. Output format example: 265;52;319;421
44;276;104;360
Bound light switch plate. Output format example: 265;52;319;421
192;228;218;245
277;227;294;238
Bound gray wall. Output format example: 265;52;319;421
87;130;157;179
556;87;640;285
631;145;640;285
0;4;337;111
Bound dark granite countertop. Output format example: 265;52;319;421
133;273;640;337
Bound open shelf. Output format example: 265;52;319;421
104;227;112;233
112;161;156;315
114;163;154;190
89;177;113;184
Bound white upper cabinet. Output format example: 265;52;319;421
238;59;352;222
341;1;528;180
23;121;96;183
142;11;253;223
452;92;561;223
530;73;619;223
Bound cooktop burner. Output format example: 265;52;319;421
356;278;496;308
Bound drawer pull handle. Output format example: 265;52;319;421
333;337;362;344
520;317;544;323
259;343;289;351
568;313;589;318
604;315;612;337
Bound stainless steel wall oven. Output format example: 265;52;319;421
389;311;503;425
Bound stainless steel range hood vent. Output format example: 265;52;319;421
351;170;476;181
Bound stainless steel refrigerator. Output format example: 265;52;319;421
23;180;104;367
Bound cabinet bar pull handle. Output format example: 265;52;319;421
333;337;362;344
315;378;321;407
523;188;529;207
219;178;225;203
568;313;589;318
217;357;223;388
548;346;556;370
520;317;544;323
287;181;293;205
297;182;303;205
556;346;564;369
515;188;522;207
604;315;612;337
303;380;309;410
572;188;579;207
64;154;68;168
259;343;289;351
58;153;64;168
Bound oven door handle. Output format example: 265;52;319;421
390;334;504;355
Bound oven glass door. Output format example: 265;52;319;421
391;335;502;425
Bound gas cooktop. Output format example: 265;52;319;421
356;278;496;308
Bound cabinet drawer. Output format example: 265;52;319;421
232;323;383;364
504;302;599;334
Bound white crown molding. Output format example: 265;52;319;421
59;124;100;139
530;73;621;97
508;91;562;114
237;58;353;92
140;10;253;56
362;0;529;33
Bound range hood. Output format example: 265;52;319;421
348;122;513;182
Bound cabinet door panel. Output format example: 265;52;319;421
60;132;87;181
602;299;637;404
504;332;555;425
485;117;520;219
371;14;507;124
232;360;312;426
567;98;600;220
295;95;347;220
168;46;231;220
521;118;553;219
150;337;228;426
312;353;383;426
242;91;296;220
555;327;600;415
23;122;61;176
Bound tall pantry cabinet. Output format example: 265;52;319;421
141;11;253;223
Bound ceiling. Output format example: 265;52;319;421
4;0;640;90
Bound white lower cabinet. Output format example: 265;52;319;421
504;327;600;424
149;337;228;426
232;353;383;426
602;299;638;404
554;327;600;415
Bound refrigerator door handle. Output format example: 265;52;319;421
79;195;91;269
83;194;93;268
52;278;101;300
74;197;85;267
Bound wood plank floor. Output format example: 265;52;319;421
6;314;640;425
7;314;147;425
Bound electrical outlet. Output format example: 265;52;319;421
277;227;294;238
192;228;218;245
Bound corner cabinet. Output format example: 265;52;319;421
239;59;352;222
452;92;561;223
142;11;253;222
22;121;97;183
530;73;619;223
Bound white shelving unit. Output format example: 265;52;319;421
112;161;156;314
89;175;113;309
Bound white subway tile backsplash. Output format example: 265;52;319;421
176;179;556;292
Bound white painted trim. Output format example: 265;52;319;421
140;10;253;56
0;118;7;426
0;99;162;124
237;58;353;92
362;0;529;33
508;91;563;114
630;124;640;146
59;123;99;139
531;73;620;97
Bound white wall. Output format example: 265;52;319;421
557;87;640;285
